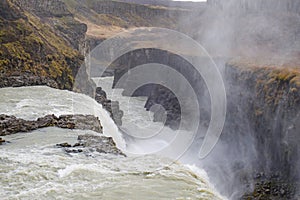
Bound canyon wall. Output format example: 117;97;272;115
110;49;300;198
0;0;87;90
110;48;211;129
12;0;87;51
11;0;72;17
224;62;300;198
225;62;300;178
90;0;187;27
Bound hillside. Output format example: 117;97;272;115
0;0;86;89
116;0;206;10
62;0;188;41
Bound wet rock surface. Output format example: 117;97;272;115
0;73;59;89
56;134;126;156
111;48;212;130
0;114;102;136
145;85;181;130
95;87;123;126
0;137;5;145
241;172;297;200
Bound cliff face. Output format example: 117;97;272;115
11;0;72;17
0;0;86;90
12;0;87;51
225;62;300;178
110;48;210;129
224;62;300;199
90;0;186;27
110;49;300;198
0;0;25;21
62;0;188;46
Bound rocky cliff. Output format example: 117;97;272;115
12;0;87;51
0;0;85;90
62;0;188;47
223;61;300;199
110;48;211;129
111;52;300;198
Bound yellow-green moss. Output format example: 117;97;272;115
228;59;300;106
0;8;83;89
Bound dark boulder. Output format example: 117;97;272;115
56;134;126;157
0;137;5;145
95;87;123;126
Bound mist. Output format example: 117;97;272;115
175;0;300;198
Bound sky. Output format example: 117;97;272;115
173;0;207;2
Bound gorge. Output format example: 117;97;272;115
0;0;300;199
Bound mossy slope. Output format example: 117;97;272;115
0;0;85;89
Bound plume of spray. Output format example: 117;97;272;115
176;0;300;198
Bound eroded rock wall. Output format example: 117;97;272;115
111;48;211;129
225;62;300;180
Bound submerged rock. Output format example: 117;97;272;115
56;142;72;148
56;115;102;133
0;114;103;136
0;137;5;145
77;134;125;156
57;134;126;157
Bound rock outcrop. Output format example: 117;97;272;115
56;134;125;156
12;0;88;51
95;87;123;126
0;0;86;90
0;114;103;136
0;72;59;88
11;0;72;18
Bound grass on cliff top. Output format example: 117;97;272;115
228;58;300;87
62;0;179;39
228;58;300;106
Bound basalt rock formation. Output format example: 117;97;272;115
111;48;211;130
223;60;300;198
0;114;103;136
95;87;123;126
57;134;126;156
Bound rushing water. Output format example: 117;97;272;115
0;84;225;199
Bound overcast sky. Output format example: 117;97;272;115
173;0;207;2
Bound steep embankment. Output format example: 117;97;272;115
110;49;300;198
225;60;300;199
62;0;188;47
0;0;86;89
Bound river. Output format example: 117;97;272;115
0;80;225;199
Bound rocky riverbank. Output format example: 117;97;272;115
0;114;125;156
0;72;59;89
0;114;103;136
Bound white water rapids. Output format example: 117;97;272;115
0;81;226;199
